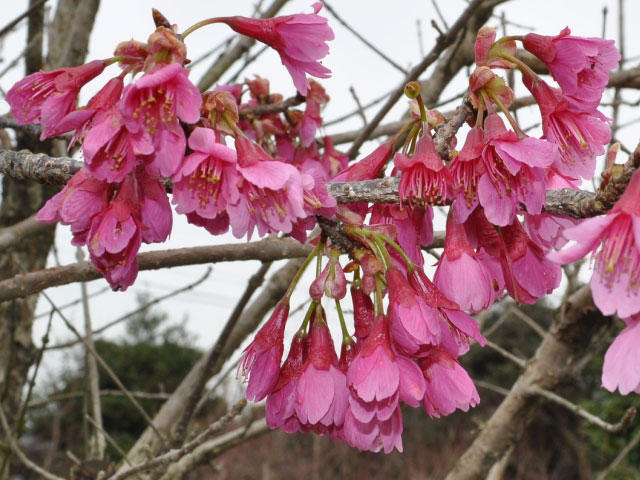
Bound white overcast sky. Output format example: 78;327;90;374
1;0;638;383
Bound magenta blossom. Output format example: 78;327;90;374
227;136;306;239
420;347;480;418
386;267;441;356
6;60;107;139
36;170;112;244
120;63;201;177
523;27;620;112
351;284;375;344
524;213;577;251
295;315;348;433
309;255;347;300
218;3;334;95
602;315;640;395
87;177;142;291
172;127;239;222
450;115;557;226
525;77;611;181
394;133;452;207
240;300;289;402
82;107;154;183
136;167;172;244
548;169;640;317
434;212;503;312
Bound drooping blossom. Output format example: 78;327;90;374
309;253;347;300
523;27;620;112
217;3;334;95
434;211;503;312
548;169;640;317
602;315;640;395
240;300;290;402
136;167;173;243
351;283;375;343
6;59;107;140
86;177;142;291
227;136;307;239
394;133;452;207
499;218;562;304
386;267;441;356
300;80;329;146
266;332;308;433
450;114;557;226
408;265;487;357
35;170;112;244
420;347;480;418
525;77;610;181
295;312;349;435
171;127;239;225
82;107;154;183
120;62;201;177
524;213;577;251
345;315;404;453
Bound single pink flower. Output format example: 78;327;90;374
120;63;202;177
300;80;329;146
342;399;403;454
548;169;640;317
227;136;306;239
523;27;620;112
351;284;375;344
36;170;112;248
266;332;308;434
500;219;562;303
135;167;172;244
6;60;107;139
450;114;557;226
386;267;441;356
394;134;452;207
602;315;640;395
172;127;239;222
184;211;230;236
240;300;289;402
295;316;348;432
82;107;154;183
288;167;337;243
87;177;142;291
420;347;480;418
218;3;334;95
525;77;611;181
434;212;503;312
309;256;347;300
524;213;578;251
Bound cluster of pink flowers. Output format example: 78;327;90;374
241;237;486;453
8;6;336;290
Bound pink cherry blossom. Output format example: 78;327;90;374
351;284;374;344
548;170;640;317
525;77;611;181
135;167;172;244
87;177;142;291
82;107;154;183
386;267;441;356
266;332;308;434
523;27;620;112
434;212;502;312
602;315;640;395
218;3;334;95
420;347;480;418
524;213;578;251
6;60;107;139
321;136;349;180
394;133;452;207
35;170;112;243
240;300;289;402
309;256;347;300
450;114;557;226
171;127;239;223
227;136;307;239
120;63;201;177
300;80;329;146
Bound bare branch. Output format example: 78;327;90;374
596;427;640;480
0;215;54;251
526;385;636;433
109;399;247;480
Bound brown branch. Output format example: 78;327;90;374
445;285;612;480
109;399;247;480
0;237;311;303
239;94;305;117
0;0;48;40
0;215;54;251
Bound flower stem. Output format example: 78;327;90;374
374;274;385;317
335;299;352;341
499;52;539;82
485;88;526;138
298;301;317;335
375;232;415;270
285;242;323;301
182;17;224;38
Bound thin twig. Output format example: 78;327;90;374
509;308;547;339
596;427;640;480
0;0;48;39
323;1;407;75
41;292;168;448
28;389;172;409
85;414;133;466
526;385;636;433
485;340;527;368
348;86;367;126
108;399;247;480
